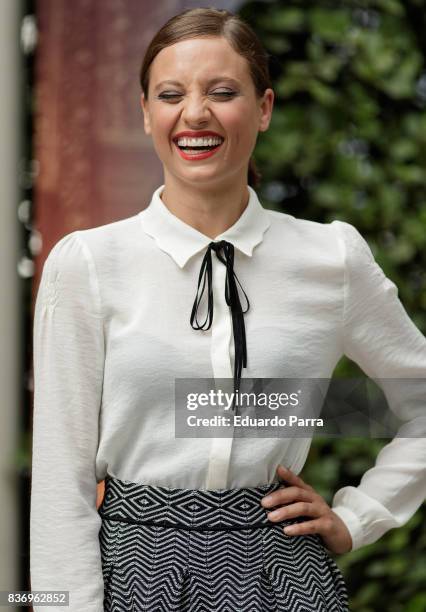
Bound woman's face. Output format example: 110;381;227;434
140;36;274;188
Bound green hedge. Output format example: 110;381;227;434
239;1;426;609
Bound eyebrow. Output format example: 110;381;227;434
153;77;241;91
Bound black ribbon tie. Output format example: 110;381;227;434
190;240;250;413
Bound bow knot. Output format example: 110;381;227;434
190;240;250;412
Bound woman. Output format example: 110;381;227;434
30;7;426;612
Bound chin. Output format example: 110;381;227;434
176;168;227;184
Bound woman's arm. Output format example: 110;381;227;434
30;232;105;611
329;220;426;551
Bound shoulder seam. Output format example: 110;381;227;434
331;221;348;352
73;232;104;323
73;233;106;395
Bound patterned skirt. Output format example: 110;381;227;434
98;474;349;611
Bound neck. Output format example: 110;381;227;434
160;174;250;240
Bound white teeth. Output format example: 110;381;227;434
176;136;223;147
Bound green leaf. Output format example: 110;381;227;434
308;8;352;42
258;8;305;33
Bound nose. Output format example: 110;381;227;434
181;93;211;126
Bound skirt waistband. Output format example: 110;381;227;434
98;474;290;532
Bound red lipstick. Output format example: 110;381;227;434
172;130;224;162
172;130;224;140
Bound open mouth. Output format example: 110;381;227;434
172;136;224;155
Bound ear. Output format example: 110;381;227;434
258;88;274;132
140;93;152;135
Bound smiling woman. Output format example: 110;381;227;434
31;5;426;612
97;9;349;611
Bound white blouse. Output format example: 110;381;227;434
30;184;426;611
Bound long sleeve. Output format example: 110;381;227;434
30;232;105;611
329;220;426;551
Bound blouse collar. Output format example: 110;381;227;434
138;184;271;268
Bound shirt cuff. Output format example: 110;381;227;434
331;504;365;551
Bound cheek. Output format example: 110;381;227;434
151;108;177;144
220;105;257;148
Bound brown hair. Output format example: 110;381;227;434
139;7;272;189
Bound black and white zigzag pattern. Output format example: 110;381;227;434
98;475;349;611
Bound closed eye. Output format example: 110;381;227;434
157;93;182;100
212;91;237;98
157;90;237;102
